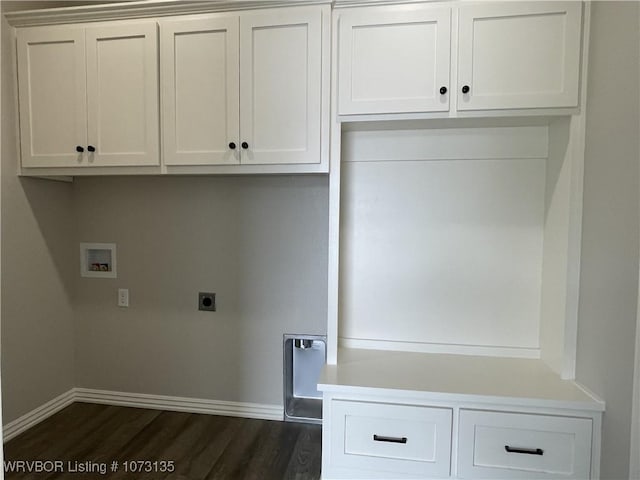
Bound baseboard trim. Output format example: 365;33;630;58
3;388;284;443
74;388;284;421
3;389;76;442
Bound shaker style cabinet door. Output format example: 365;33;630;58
17;27;88;168
239;8;323;165
457;2;582;111
337;5;451;115
161;16;240;166
85;23;159;166
17;22;159;169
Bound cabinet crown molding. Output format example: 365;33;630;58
5;0;331;27
333;0;442;7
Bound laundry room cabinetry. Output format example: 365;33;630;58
319;350;603;480
336;4;451;115
328;399;453;478
322;1;601;479
17;22;159;168
457;409;593;479
456;2;582;112
11;1;330;176
160;5;329;172
336;1;583;117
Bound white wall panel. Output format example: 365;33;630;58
342;126;548;162
339;127;547;352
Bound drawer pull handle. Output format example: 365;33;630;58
373;435;407;444
505;445;544;456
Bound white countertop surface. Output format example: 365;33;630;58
319;348;605;412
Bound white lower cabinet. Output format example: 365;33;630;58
322;397;599;480
457;410;593;479
330;400;452;478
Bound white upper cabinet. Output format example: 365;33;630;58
86;23;159;166
240;9;322;165
17;27;87;168
457;2;582;111
336;1;583;117
17;22;159;168
161;6;325;167
338;4;451;115
161;16;240;166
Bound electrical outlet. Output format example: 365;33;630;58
118;288;129;307
198;292;216;312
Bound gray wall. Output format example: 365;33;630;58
576;2;640;479
1;0;329;420
1;11;76;424
73;175;328;405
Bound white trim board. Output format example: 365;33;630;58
73;389;283;421
3;389;75;442
3;388;284;443
339;338;541;359
4;1;332;27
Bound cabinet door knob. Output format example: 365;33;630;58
87;145;95;152
241;142;249;149
462;85;470;94
76;146;84;153
229;142;236;150
439;86;447;95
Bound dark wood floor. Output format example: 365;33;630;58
4;403;322;480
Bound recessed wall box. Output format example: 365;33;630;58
283;334;326;424
80;243;117;278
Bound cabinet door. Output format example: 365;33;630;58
239;7;322;165
457;2;582;111
17;27;87;168
86;22;159;166
161;16;240;166
338;5;451;115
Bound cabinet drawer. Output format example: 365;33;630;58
330;400;452;477
458;410;592;479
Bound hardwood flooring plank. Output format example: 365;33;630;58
240;420;304;480
6;404;137;480
159;415;240;480
85;406;163;460
3;403;322;480
5;403;108;460
103;410;197;480
50;407;162;480
283;424;323;480
204;418;267;480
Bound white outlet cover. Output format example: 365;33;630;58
118;288;129;307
